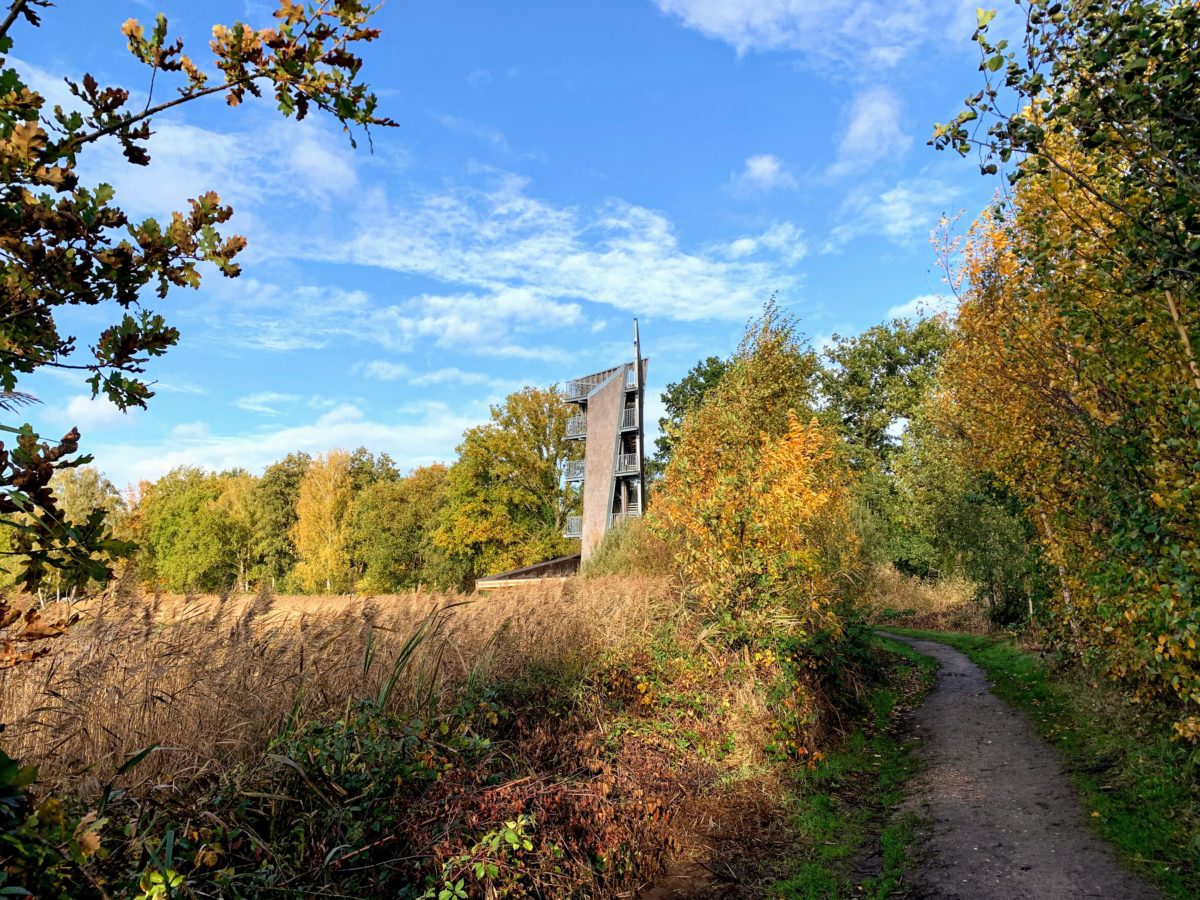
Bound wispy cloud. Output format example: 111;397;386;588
728;153;797;196
195;279;578;362
825;177;962;250
95;402;484;487
354;361;410;382
724;222;807;265
408;367;492;386
653;0;977;71
885;293;956;320
828;87;911;178
466;68;493;88
234;391;302;415
56;395;130;430
437;113;512;152
286;173;800;323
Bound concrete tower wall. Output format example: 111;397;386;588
580;369;623;559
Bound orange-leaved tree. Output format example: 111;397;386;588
654;303;857;635
939;136;1200;738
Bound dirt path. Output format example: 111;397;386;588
882;633;1158;899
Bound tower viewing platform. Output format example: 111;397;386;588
563;322;648;560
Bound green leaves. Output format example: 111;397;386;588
938;0;1200;728
433;386;580;579
819;316;951;469
0;1;394;590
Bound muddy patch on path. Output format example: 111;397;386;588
882;633;1158;899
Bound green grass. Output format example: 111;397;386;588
770;638;935;899
883;628;1200;899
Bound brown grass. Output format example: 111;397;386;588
0;576;666;795
860;564;989;632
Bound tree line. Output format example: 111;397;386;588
7;313;1028;602
0;385;581;595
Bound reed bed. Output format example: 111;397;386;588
0;575;667;794
860;564;987;632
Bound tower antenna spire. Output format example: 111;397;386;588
634;318;646;514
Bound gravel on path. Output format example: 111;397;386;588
880;632;1159;900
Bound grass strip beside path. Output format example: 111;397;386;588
771;637;936;899
884;628;1199;900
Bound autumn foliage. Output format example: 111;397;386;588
939;142;1200;739
656;305;858;633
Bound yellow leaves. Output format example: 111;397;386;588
657;374;853;623
121;18;144;41
1173;716;1200;742
73;811;103;858
194;847;222;869
2;120;47;163
275;0;307;27
940;129;1200;733
291;450;355;592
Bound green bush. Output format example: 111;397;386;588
581;518;672;578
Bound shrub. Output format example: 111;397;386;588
860;565;987;633
581;518;673;578
654;305;859;630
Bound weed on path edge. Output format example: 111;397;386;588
769;637;936;899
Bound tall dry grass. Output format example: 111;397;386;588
0;575;666;794
860;564;988;632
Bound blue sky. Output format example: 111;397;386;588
15;0;1007;488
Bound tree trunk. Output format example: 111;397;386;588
1164;289;1200;391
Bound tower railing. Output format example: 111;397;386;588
620;406;636;430
564;515;583;538
566;414;587;438
616;452;639;475
565;459;585;480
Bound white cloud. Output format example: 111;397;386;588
26;46;804;337
171;422;211;440
94;402;483;487
885;293;956;320
155;381;207;396
653;0;976;70
828;87;911;178
355;361;410;381
812;332;838;354
409;368;531;396
466;68;493;87
727;237;758;258
233;392;302;415
190;277;580;362
438;114;512;152
724;222;807;265
283;175;798;323
729;153;797;195
826;177;962;249
57;395;129;430
756;222;808;264
409;367;492;386
80;117;361;227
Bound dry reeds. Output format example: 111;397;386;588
860;564;987;632
0;576;668;794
